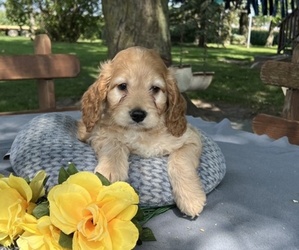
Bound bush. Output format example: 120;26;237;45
250;29;279;46
231;34;246;45
231;28;279;46
170;24;197;44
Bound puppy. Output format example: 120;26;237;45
77;46;206;217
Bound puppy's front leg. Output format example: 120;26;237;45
91;138;130;182
168;143;206;218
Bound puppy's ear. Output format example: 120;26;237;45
165;71;187;137
81;61;112;132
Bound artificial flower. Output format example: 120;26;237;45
0;171;46;247
17;215;63;250
48;171;139;250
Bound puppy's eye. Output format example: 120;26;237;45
117;83;127;91
150;86;160;94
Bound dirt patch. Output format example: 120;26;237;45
190;99;256;122
186;98;258;131
182;90;258;123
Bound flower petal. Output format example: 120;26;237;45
18;216;62;250
73;230;112;250
115;205;139;221
77;204;108;241
0;178;10;189
48;183;91;234
108;219;139;250
19;213;38;234
7;174;32;202
66;172;103;199
0;188;25;220
17;234;45;249
0;188;27;246
97;182;139;222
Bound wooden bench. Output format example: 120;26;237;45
252;45;299;145
0;34;80;114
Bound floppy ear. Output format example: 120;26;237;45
81;61;112;132
165;71;187;137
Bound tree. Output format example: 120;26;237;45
5;0;101;42
239;10;248;39
169;0;228;47
265;16;280;47
5;0;32;26
0;10;13;25
101;0;172;65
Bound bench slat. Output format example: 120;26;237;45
0;54;80;80
252;113;299;145
260;61;299;89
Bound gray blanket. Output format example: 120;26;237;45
1;113;298;249
135;117;299;250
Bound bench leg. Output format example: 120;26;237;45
37;79;55;110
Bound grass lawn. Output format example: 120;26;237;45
0;36;284;114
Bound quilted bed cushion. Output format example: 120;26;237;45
9;113;226;207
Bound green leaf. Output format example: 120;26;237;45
59;231;73;249
58;167;70;184
133;207;145;222
95;172;111;186
133;207;158;244
139;205;175;225
140;227;156;242
29;170;47;203
58;164;80;184
32;201;49;219
66;163;79;175
132;218;143;234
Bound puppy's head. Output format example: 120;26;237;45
81;46;187;136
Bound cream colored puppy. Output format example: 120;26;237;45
78;46;206;217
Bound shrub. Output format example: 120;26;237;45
231;34;246;45
250;29;279;46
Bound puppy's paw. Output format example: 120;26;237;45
175;187;206;218
94;163;128;183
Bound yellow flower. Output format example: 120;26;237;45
0;171;46;247
48;172;139;250
17;215;63;250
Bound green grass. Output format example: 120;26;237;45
172;44;284;115
0;36;284;114
0;37;108;111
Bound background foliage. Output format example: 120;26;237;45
0;0;285;115
0;0;279;46
4;0;102;42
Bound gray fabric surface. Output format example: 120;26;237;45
1;113;299;250
135;117;299;250
9;113;226;208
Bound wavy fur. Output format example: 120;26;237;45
78;46;206;217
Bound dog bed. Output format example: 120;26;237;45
9;113;226;208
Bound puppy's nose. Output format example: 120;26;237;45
130;109;147;123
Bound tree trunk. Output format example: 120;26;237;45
223;10;233;45
239;11;248;38
29;11;36;40
265;19;276;47
102;0;172;65
198;19;206;47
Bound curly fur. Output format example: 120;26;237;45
78;46;206;217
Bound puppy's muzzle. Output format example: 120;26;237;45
130;109;147;123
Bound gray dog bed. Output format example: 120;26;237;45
9;113;226;207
